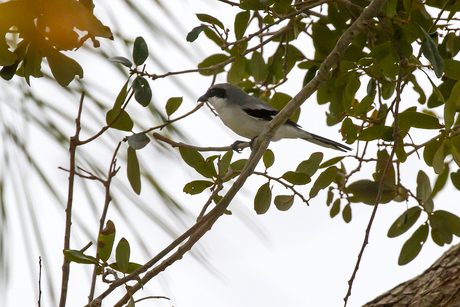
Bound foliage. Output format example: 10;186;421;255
3;0;460;306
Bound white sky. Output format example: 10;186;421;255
3;1;460;307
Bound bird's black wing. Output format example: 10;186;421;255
243;108;300;128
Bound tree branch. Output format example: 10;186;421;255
59;91;85;307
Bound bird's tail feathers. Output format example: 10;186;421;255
302;133;351;152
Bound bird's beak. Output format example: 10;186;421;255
197;94;208;102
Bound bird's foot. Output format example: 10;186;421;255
231;140;246;153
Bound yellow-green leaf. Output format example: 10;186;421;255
398;223;428;265
309;167;337;198
165;97;183;117
127;147;141;194
234;10;250;40
106;109;134;131
98;220;116;262
282;171;311;185
296;152;323;177
183;180;213;195
115;238;130;273
254;182;271;214
63;249;99;265
263;149;275;169
387;207;422;238
274;195;294;211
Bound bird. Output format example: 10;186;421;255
197;83;352;152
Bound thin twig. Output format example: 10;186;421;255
38;256;42;307
139;102;205;134
343;46;404;307
59;91;85;307
88;141;122;303
153;132;249;152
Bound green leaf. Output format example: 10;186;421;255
342;204;352;223
342;117;357;144
387;207;422;238
282;171;311;185
270;92;299;122
165;97;183;117
234;11;250;40
432;164;449;198
429;211;453;246
198;54;229;76
113;80;129;111
398;111;441;129
309;167;337;198
227;54;245;85
196;13;224;30
98;220;116;262
419;155;436;204
419;26;444;78
46;49;83;87
274;195;294;211
296;152;323;177
354;95;374;116
183;180;214;195
240;0;275;10
249;51;268;82
398;223;429;265
179;147;202;168
367;78;376;97
444;59;460;80
132;76;152;106
319;156;344;169
187;25;208;42
423;138;439;166
115;238;130;273
230;159;247;171
127;147;141;194
109;262;142;274
63;249;99;265
330;199;340;218
133;36;149;66
263;149;275;169
106;109;134;131
108;56;133;68
451;169;460;191
254;182;272;214
347;180;396;205
444;97;458;132
434;210;460;237
203;27;224;46
432;142;445;174
219;150;233;176
128;133;150;150
358;126;393;141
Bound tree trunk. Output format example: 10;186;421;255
363;244;460;307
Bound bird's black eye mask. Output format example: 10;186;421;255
208;87;227;99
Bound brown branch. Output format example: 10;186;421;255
79;89;135;145
59;91;85;307
153;132;250;152
139;102;206;134
38;256;42;307
343;50;405;307
253;171;309;204
88;141;122;303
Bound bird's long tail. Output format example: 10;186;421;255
302;133;351;152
